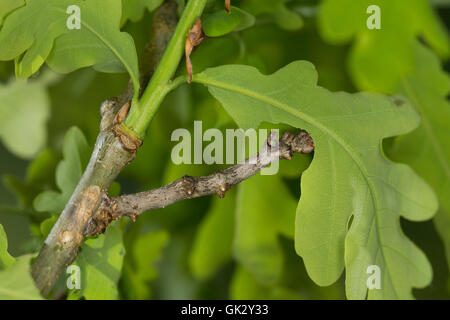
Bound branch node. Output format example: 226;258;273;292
279;130;314;160
112;124;143;153
217;183;231;198
181;175;196;196
128;213;139;222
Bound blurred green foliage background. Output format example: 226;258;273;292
0;0;449;299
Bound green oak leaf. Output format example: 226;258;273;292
121;230;169;299
234;173;297;285
189;190;236;280
121;0;164;24
194;61;438;299
318;0;450;92
0;224;15;269
0;254;42;299
389;43;450;268
33;127;90;213
202;6;255;37
0;0;140;98
242;0;303;31
68;224;125;300
0;74;53;159
0;0;24;26
230;266;301;300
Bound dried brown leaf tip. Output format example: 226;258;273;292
185;17;205;83
225;0;231;12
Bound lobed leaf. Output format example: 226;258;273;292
389;43;450;268
189;190;236;280
202;6;255;37
0;0;140;98
33;127;90;213
0;0;24;26
121;0;164;24
318;0;450;92
0;254;42;299
242;0;303;31
0;73;53;159
230;266;302;300
234;173;297;285
194;61;438;299
121;230;169;299
68;225;125;300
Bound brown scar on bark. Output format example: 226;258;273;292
225;0;231;12
185;18;205;83
63;185;101;243
78;185;102;225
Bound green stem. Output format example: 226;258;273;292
125;0;208;138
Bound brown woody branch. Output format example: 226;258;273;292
84;130;314;236
31;0;179;297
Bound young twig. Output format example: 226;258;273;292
84;131;314;236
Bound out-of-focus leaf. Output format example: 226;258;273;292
121;0;164;24
242;0;303;31
189;190;236;280
318;0;450;92
39;214;58;239
202;6;255;37
0;254;41;299
0;224;15;269
230;266;301;300
121;230;169;299
195;61;438;299
179;35;241;80
0;75;53;159
3;149;58;210
389;43;450;268
68;224;125;300
234;174;297;285
33;127;90;213
0;0;140;98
